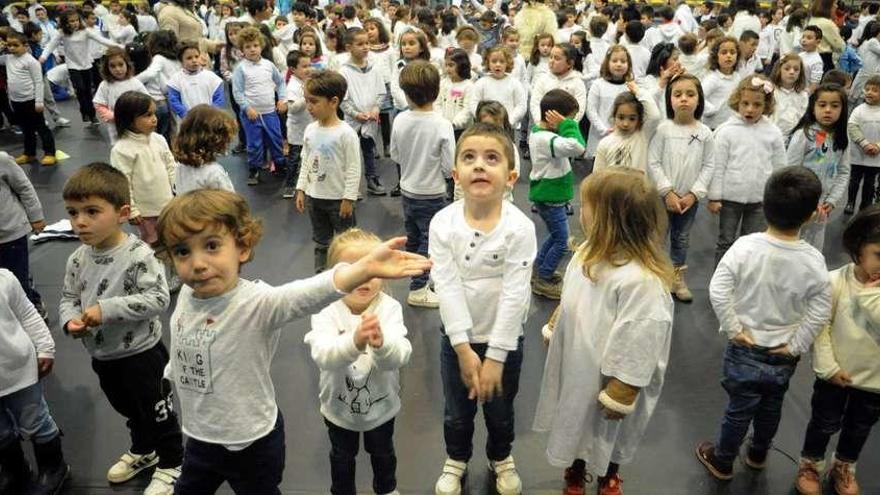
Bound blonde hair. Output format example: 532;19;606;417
727;74;775;115
576;169;673;288
327;228;382;267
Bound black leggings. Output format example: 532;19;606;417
848;164;879;210
69;68;96;120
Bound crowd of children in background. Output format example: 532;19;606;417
1;0;880;494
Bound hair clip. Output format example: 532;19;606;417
751;77;774;94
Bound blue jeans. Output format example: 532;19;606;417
0;234;41;306
402;196;446;290
715;201;766;266
535;203;569;279
715;344;798;467
0;381;60;448
240;109;285;172
667;203;698;266
155;100;173;145
360;135;378;179
440;334;523;462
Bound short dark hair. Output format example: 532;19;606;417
763;166;823;231
6;31;26;44
842;204;880;263
176;41;200;61
287;49;307;69
245;0;268;16
305;70;347;102
803;24;823;40
342;5;356;19
22;22;42;39
589;15;608;36
344;26;366;46
659;5;675;20
63;162;130;208
114;91;155;137
292;1;313;17
399;60;440;106
740;29;759;42
625;20;645;43
539;89;579;121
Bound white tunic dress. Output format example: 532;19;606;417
533;258;673;475
585;79;629;157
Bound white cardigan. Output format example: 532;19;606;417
110;131;175;218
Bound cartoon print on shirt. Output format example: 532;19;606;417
337;368;388;415
123;261;149;295
802;129;839;180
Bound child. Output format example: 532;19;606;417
0;269;68;494
60;162;182;494
23;22;69;129
639;43;683;118
389;27;428;112
846;75;880;214
533;168;674;495
799;26;824;92
232;26;287;185
586;45;633;158
593;80;661;171
136;30;182;143
786;83;851;251
678;33;707;79
438;48;474;139
648;73;715;302
282;50;313;199
456;101;522;203
526;33;553;85
299;30;327;70
157;189;430;495
769;53;809;140
167;42;225;120
702;36;741;129
852;22;880;105
503;27;527;86
172;105;236;194
469;46;526;127
455;26;482;75
588;15;611;61
795;206;880;495
529;90;585;299
430;122;536;495
4;32;56;167
708;75;786;265
109;91;176;245
339;27;387;196
736;29;762;77
93;46;149;144
295;71;361;273
622;21;651;79
697;166;832;482
220;22;247;153
304;228;412;495
530;43;586;124
389;60;455;308
364;17;395;150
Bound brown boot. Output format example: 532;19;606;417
830;456;859;495
795;458;823;495
672;266;694;302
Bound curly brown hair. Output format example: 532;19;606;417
727;74;776;115
99;46;134;81
172;105;238;167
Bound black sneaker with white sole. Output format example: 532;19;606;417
247;170;260;185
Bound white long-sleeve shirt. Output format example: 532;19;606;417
708;114;786;202
648;119;715;198
304;293;412;431
43;27;120;70
530;69;586;123
0;269;54;397
702;69;741;129
593;90;661;172
429;200;536;362
296;122;361;202
469;74;527;126
847;102;880;167
710;232;831;356
586;79;629;157
109;131;176;218
174;162;235;194
786;125;851;208
799;50;824;86
285;75;312;146
622;41;651;79
436;77;474;130
5;53;42;104
771;87;809;139
389;110;455;198
339;61;385;141
231;58;285;114
136;54;181;101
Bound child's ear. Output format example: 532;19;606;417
452;167;461;185
118;204;131;223
507;169;519;186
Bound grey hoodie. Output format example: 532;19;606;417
0;152;44;244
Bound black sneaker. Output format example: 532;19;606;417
281;186;296;199
390;184;401;197
247;170;260;185
367;176;387;195
566;203;574;216
844;202;855;215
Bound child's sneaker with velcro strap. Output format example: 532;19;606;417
435;458;467;495
488;455;522;494
107;451;158;483
144;465;181;495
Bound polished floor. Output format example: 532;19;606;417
3;100;878;494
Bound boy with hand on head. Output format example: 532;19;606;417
389;60;456;309
339;27;388;196
295;70;362;273
697;166;833;482
60;163;183;495
430;122;536;495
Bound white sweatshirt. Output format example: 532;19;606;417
647;119;715;198
136;54;181;102
0;269;54;397
847;102;880;167
702;69;741;129
469;74;527;126
436;77;474;130
285;75;312;146
5;53;42;103
530;69;586;123
42;27;120;70
708;114;786;203
109;131;176;218
389;110;455;198
296;122;362;202
771;86;809;139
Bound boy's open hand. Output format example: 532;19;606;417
544;110;566;128
81;304;103;327
708;201;722;214
829;369;853;387
295;191;306;213
731;329;755;348
37;357;54;378
358;237;432;279
456;344;482;400
478;359;504;402
246;107;258;121
339;199;353;218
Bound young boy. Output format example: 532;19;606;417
800;26;824;91
0;270;68;495
528;89;585;300
5;32;56;166
295;70;361;272
60;163;183;495
282;49;313;199
232;26;287;185
646;6;685;50
622;20;651;79
588;15;611;61
339;27;387;196
389;60;455;308
736;29;762;78
429;122;536;495
846;75;880;214
167;42;225;119
697;166;833;481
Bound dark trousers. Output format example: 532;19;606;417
324;417;396;495
284;144;302;187
801;378;880;463
714;344;799;466
156;100;174;144
714;201;766;266
440;335;523;462
10;100;55;156
402;196;446;290
228;82;247;148
175;412;285;495
667;203;698;267
91;342;183;468
68;68;96;120
848;164;879;210
360;135;378;179
0;235;41;306
535;203;569;279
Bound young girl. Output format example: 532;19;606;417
593;80;661;171
503;27;527;86
647;74;715;302
93;46;149;144
172;104;236;194
786;83;852;251
708;75;786;265
39;10;120;124
530;43;587;124
156;189;429;495
391;5;412;45
585;45;633;158
365;17;395;152
455;26;482;75
109;91;175;244
221;22;247;153
438;48;474;139
476;101;521;201
390;27;429;111
136;30;182;143
795;207;880;495
639;42;683;117
702;36;742;129
110;11;138;45
304;228;412;495
167;43;225;120
469;46;526;127
770;53;809;140
299;30;327;71
527;33;554;85
533;168;674;495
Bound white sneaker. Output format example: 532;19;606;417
488;456;522;495
56;117;71;127
435;458;467;495
407;286;439;308
107;451;158;483
143;466;180;495
379;491;400;495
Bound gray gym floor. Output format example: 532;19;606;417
4;99;878;494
